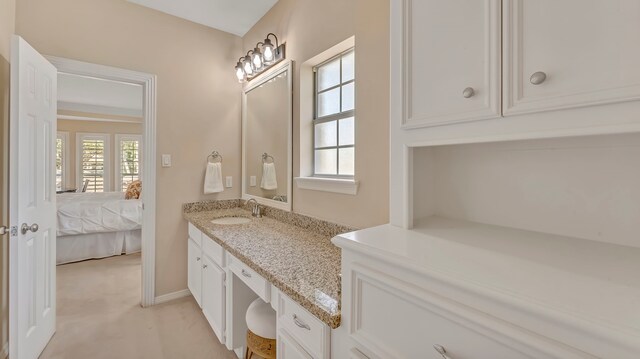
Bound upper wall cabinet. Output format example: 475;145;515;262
503;0;640;116
399;0;502;129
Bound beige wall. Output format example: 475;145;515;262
0;0;15;353
242;0;390;228
16;0;243;296
57;119;143;190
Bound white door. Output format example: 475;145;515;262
187;237;202;306
9;35;57;359
201;256;226;344
503;0;640;116
397;0;502;129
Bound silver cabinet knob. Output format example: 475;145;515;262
196;257;201;262
530;71;547;85
433;344;451;359
462;87;474;98
241;269;252;278
21;223;39;235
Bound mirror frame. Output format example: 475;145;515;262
241;60;293;211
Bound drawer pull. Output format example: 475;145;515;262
530;71;547;85
433;344;451;359
292;314;311;330
241;269;252;278
462;87;474;98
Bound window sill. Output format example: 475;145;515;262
294;177;359;195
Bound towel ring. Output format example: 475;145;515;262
207;151;223;163
262;153;274;164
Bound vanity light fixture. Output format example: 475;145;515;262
235;33;286;83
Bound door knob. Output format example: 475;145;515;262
462;87;474;98
530;71;547;85
21;223;39;235
0;226;8;236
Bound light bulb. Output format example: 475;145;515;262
235;62;245;82
262;38;275;64
243;55;254;75
252;51;263;70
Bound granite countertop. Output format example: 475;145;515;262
183;203;348;329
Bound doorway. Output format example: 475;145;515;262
46;56;157;307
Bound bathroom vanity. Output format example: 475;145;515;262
184;200;351;359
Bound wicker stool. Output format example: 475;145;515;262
245;298;277;359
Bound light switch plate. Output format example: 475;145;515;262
250;176;257;187
161;154;171;167
225;176;233;188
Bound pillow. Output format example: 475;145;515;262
125;180;142;200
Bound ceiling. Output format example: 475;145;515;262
127;0;279;36
57;73;143;119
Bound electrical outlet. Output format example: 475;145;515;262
161;154;171;167
250;176;257;187
225;176;233;188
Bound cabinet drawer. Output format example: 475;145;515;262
202;234;224;268
188;222;202;247
227;253;270;302
277;293;329;359
349;264;587;359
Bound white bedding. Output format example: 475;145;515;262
56;230;141;265
57;192;142;236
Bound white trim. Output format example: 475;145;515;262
241;60;293;212
115;134;143;192
57;101;143;118
295;177;359;195
48;55;158;307
76;132;111;192
58;114;141;124
154;289;191;305
56;131;69;191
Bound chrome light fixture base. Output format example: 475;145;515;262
234;32;286;83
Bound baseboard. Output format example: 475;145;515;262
2;341;8;359
154;289;191;305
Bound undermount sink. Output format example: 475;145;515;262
211;217;252;225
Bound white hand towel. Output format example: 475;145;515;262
260;162;278;190
204;162;224;194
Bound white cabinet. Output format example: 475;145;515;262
276;292;330;359
202;255;226;344
392;0;640;130
187;237;202;307
278;330;313;359
187;224;227;344
503;0;640;116
397;0;501;128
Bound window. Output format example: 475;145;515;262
56;132;69;191
77;133;110;192
116;134;142;192
313;49;355;177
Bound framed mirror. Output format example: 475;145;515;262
242;60;293;211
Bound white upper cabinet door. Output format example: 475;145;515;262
397;0;502;129
503;0;640;116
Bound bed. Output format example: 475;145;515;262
56;192;143;264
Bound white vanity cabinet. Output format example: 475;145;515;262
392;0;640;130
187;223;226;344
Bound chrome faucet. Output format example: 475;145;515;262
245;199;264;218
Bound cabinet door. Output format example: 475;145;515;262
395;0;501;128
503;0;640;116
202;256;226;344
277;330;313;359
187;237;202;307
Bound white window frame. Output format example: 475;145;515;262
56;131;69;191
115;134;143;192
312;48;356;178
295;37;359;195
76;132;111;192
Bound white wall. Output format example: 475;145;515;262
413;133;640;247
